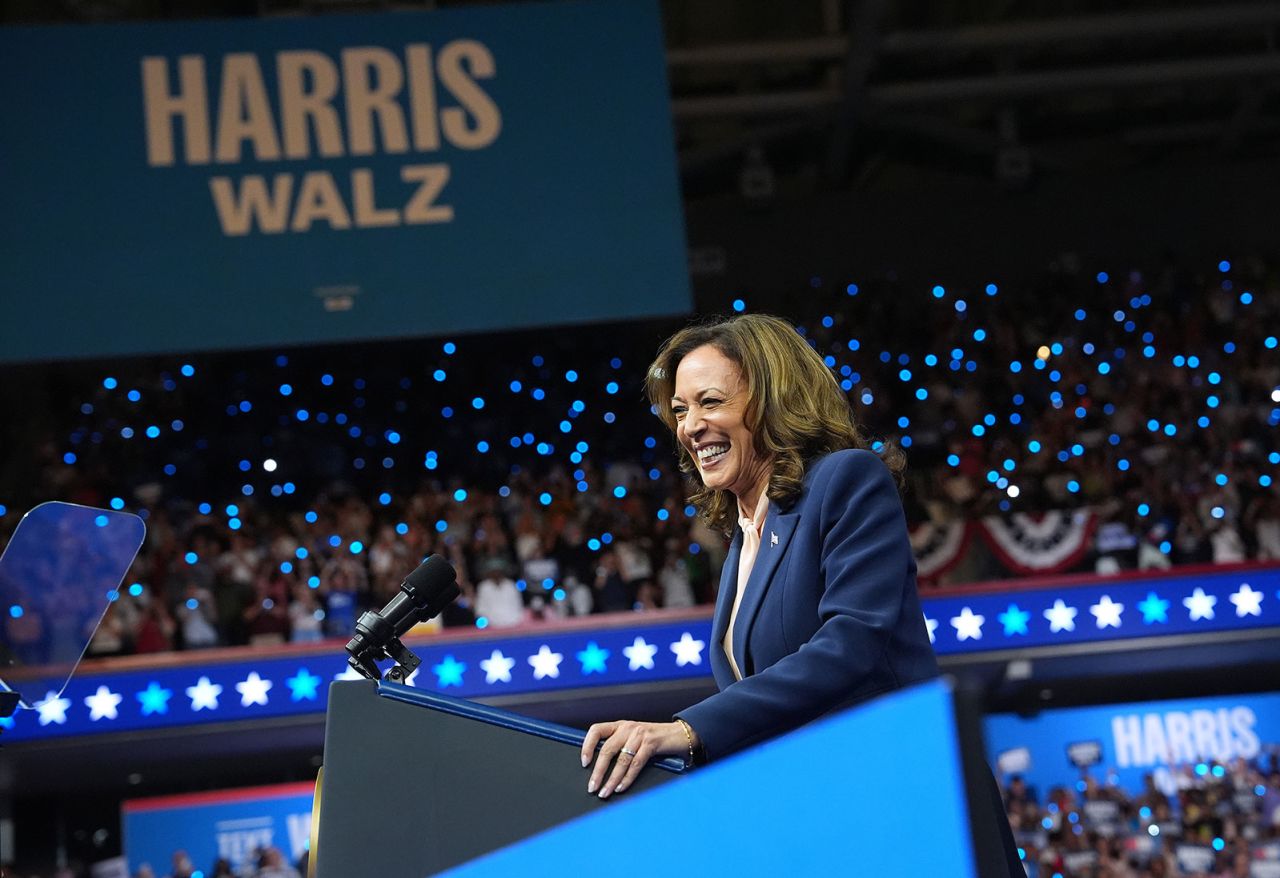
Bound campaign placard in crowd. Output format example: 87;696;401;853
985;690;1280;796
123;781;314;874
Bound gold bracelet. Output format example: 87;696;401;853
675;717;697;768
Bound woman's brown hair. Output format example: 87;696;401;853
645;313;904;535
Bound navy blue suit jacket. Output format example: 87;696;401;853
678;448;939;760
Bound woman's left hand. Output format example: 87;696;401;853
580;720;688;799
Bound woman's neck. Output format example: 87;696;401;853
734;464;773;518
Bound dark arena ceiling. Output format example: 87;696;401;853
5;0;1280;199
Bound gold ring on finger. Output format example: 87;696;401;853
621;748;637;757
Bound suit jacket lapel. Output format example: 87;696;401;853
730;502;799;677
711;530;742;648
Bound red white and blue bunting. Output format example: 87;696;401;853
910;520;973;584
978;510;1098;576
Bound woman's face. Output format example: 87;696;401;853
672;344;770;503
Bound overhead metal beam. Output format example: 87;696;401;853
673;53;1280;118
879;2;1280;55
1124;117;1280;146
665;4;1280;69
868;54;1280;107
666;36;846;67
672;89;842;119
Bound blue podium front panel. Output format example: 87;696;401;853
442;679;978;878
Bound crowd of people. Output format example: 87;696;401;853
78;474;713;657
129;846;304;878
1003;749;1280;877
1;256;1277;656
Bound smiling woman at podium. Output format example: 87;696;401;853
581;313;939;797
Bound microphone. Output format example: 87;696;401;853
345;555;460;681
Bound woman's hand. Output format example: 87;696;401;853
580;720;692;799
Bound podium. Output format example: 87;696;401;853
314;678;1015;878
312;681;686;877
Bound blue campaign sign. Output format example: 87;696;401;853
123;782;315;875
985;691;1280;797
0;0;689;362
0;618;714;742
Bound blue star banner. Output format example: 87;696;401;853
922;565;1280;655
5;565;1278;743
0;619;713;743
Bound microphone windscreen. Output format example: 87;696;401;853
404;554;456;595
